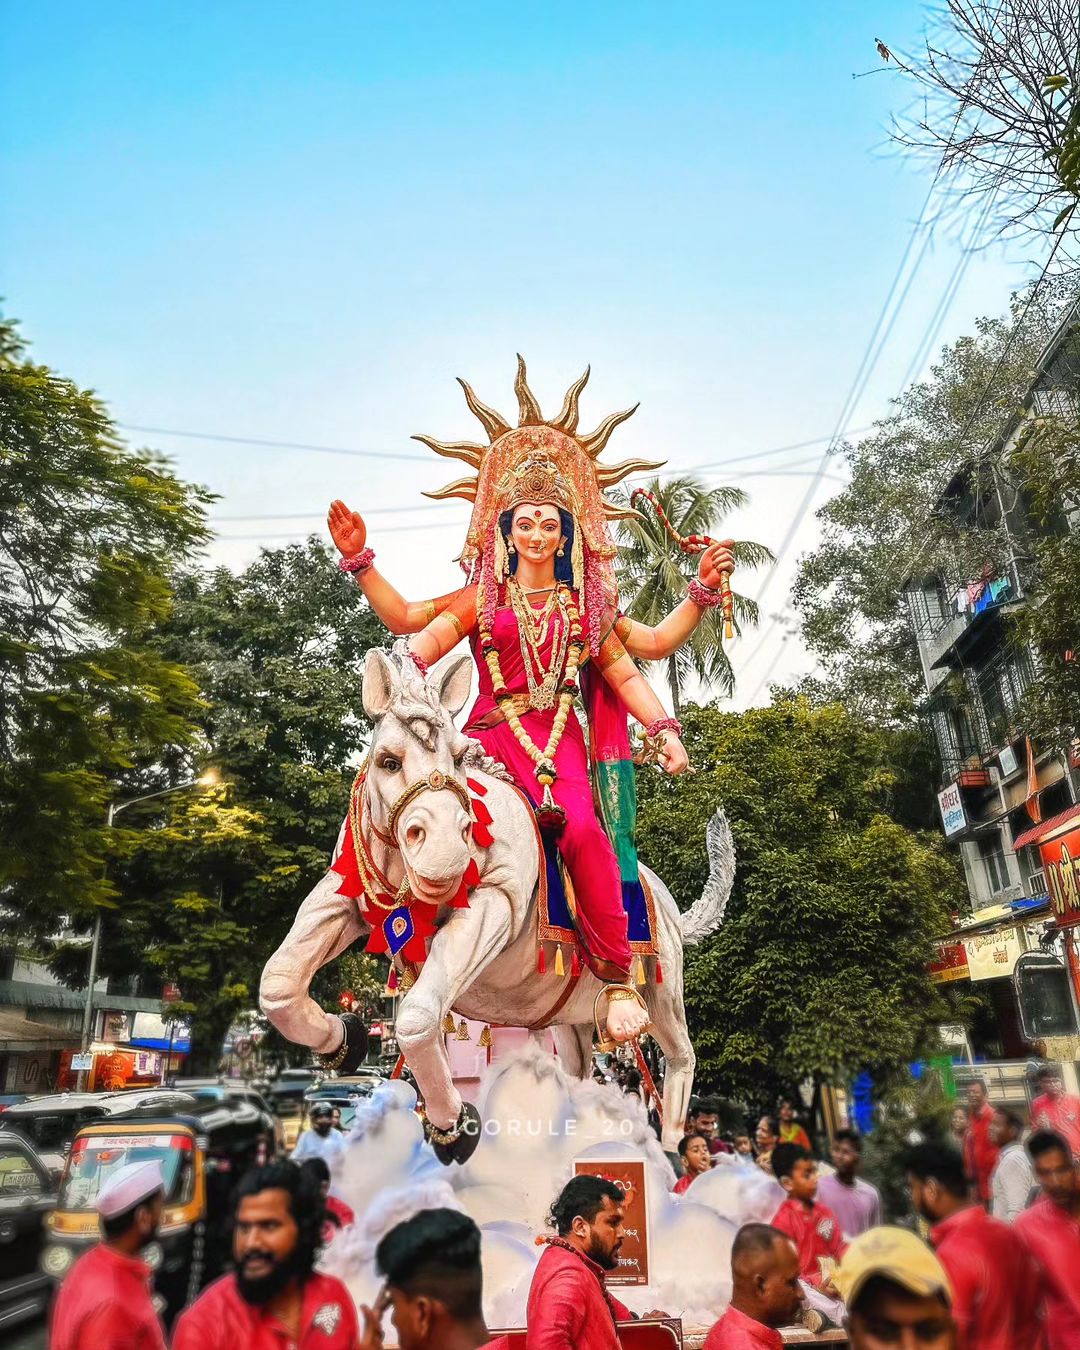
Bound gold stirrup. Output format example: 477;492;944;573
593;984;651;1053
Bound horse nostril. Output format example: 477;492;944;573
406;823;425;849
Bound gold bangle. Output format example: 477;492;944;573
423;599;437;623
597;645;626;671
443;610;466;639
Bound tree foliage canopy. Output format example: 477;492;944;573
635;700;963;1102
0;316;212;940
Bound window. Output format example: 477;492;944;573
977;833;1011;894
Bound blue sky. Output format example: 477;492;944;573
1;2;1038;706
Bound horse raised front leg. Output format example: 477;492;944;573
395;885;513;1158
260;869;366;1056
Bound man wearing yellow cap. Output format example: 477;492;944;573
834;1227;957;1349
50;1159;168;1350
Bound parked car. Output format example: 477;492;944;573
170;1079;283;1157
0;1090;196;1174
0;1132;56;1334
300;1071;384;1134
43;1095;269;1325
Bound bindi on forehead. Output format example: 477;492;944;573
514;501;560;527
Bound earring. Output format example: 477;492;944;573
506;536;515;554
557;544;565;558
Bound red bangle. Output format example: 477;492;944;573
688;578;723;609
338;547;376;574
646;717;683;739
408;650;429;676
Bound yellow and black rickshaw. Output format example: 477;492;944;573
42;1096;271;1324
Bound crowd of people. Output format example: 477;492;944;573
46;1070;1080;1350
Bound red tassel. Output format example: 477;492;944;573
463;858;482;888
570;947;581;977
471;798;493;827
654;957;664;985
472;821;494;848
537;944;547;974
386;967;399;991
467;777;488;796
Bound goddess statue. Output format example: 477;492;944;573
327;359;734;1045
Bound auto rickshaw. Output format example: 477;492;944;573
42;1096;271;1325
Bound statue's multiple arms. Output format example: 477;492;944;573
595;630;689;776
327;499;459;634
621;539;735;659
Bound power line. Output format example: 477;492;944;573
119;423;428;463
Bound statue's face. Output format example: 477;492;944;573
510;502;565;566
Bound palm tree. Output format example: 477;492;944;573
613;475;773;712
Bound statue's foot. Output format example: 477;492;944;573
425;1102;482;1166
315;1013;370;1075
606;994;650;1045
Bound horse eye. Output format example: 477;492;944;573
381;756;401;773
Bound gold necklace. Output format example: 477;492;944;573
508;579;568;711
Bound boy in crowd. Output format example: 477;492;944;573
674;1133;713;1194
687;1098;733;1155
987;1107;1034;1223
769;1143;846;1295
816;1129;882;1240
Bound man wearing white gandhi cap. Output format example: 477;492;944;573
50;1159;168;1350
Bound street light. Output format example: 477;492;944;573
76;773;218;1090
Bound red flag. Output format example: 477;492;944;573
1025;737;1042;824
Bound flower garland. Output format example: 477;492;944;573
477;580;583;834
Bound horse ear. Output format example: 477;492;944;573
362;648;397;722
434;653;473;718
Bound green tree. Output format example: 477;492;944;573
614;475;772;711
96;538;388;1070
635;699;964;1105
793;286;1072;725
0;316;212;951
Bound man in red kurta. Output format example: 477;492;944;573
1029;1066;1080;1160
961;1080;999;1205
173;1161;358;1350
50;1159;168;1350
526;1175;638;1350
768;1143;846;1295
703;1224;803;1348
1015;1130;1080;1350
905;1141;1043;1350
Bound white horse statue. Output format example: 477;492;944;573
260;644;735;1161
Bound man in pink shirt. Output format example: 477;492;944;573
904;1141;1042;1350
50;1159;168;1350
769;1143;846;1295
1029;1065;1080;1160
816;1129;882;1240
961;1080;999;1205
1015;1129;1080;1349
703;1224;803;1349
173;1161;359;1350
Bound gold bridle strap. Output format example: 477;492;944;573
386;770;472;842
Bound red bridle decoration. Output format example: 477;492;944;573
630;488;735;640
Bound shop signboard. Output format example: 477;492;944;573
929;940;969;983
938;783;967;838
1040;823;1080;929
574;1160;648;1285
962;926;1025;981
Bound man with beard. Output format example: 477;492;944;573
50;1159;168;1350
1015;1129;1080;1347
292;1100;346;1164
172;1160;359;1350
525;1175;634;1350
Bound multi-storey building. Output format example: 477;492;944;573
904;306;1080;1080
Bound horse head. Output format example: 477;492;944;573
362;642;475;904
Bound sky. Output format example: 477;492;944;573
0;2;1043;710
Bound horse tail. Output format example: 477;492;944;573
678;810;736;945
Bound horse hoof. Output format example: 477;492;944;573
336;1014;370;1074
429;1102;482;1166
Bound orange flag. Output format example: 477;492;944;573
1025;738;1042;824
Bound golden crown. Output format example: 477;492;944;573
495;454;577;516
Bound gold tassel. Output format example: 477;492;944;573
554;944;565;977
443;1012;457;1034
571;522;585;593
634;955;646;986
495;527;509;582
479;1025;492;1048
401;965;417;990
455;1018;471;1041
